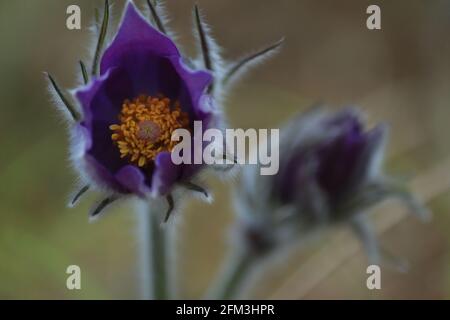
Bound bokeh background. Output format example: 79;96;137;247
1;0;450;299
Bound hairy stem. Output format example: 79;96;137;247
137;203;168;300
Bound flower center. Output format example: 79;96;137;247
110;94;189;167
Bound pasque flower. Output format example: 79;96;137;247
47;0;283;220
210;107;429;299
75;3;214;199
235;107;429;259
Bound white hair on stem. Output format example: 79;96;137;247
222;38;285;90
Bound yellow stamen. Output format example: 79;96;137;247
110;94;190;167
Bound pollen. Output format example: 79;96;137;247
110;94;190;167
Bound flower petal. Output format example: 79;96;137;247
100;2;213;121
75;68;132;175
151;152;182;197
166;56;213;119
71;124;124;193
316;111;367;199
115;165;151;197
100;2;179;73
76;68;132;125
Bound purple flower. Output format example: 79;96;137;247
275;108;385;220
74;3;214;199
48;1;283;220
236;107;429;260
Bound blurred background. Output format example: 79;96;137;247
1;0;450;299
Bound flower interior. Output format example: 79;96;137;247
110;94;190;167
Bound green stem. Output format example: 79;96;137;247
212;250;257;300
137;203;168;300
151;209;168;299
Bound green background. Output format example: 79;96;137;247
0;0;450;299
